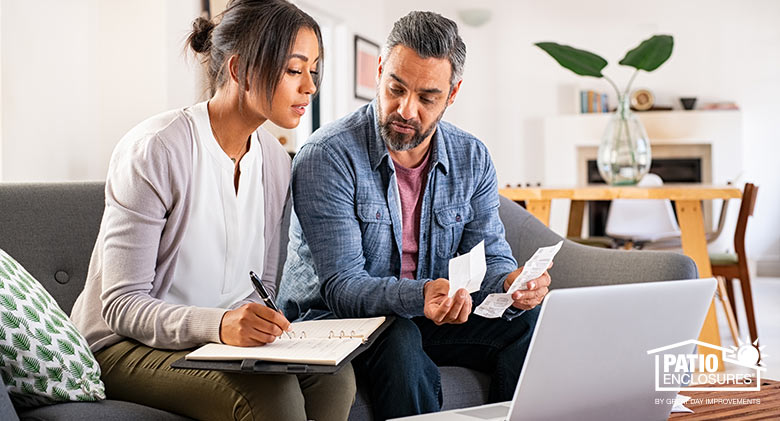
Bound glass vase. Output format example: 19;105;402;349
596;94;652;185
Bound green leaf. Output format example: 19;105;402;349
12;364;27;378
0;344;18;360
50;315;64;328
52;350;65;365
52;386;69;401
69;361;84;378
34;375;48;392
66;331;81;346
0;294;17;311
9;284;26;300
22;356;41;374
1;369;13;384
2;311;21;329
619;34;674;72
47;367;64;382
79;351;95;369
21;381;35;395
31;297;45;313
12;332;31;351
76;394;97;401
0;325;5;340
535;42;608;77
65;377;80;391
1;259;16;276
34;329;52;346
36;345;55;362
58;339;75;356
37;291;53;306
44;320;58;334
22;305;40;323
16;279;30;293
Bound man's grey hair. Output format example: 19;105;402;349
382;11;466;88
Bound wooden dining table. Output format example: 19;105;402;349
499;184;743;366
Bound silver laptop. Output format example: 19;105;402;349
391;278;717;421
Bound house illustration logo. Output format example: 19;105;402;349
647;339;767;392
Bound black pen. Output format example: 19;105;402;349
249;271;280;312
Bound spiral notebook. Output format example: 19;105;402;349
174;316;390;373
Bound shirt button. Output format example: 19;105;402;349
376;211;381;219
455;214;462;222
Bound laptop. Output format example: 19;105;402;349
391;277;717;421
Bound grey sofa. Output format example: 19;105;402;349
0;182;697;420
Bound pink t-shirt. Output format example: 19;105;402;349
392;148;432;280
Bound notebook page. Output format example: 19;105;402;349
185;338;362;366
283;316;386;340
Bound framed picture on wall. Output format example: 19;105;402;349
354;35;380;101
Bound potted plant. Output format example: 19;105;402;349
535;35;674;185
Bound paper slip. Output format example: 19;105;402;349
473;293;514;318
507;241;563;293
474;241;563;318
671;394;693;413
447;241;486;298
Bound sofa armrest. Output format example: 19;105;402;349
498;196;698;289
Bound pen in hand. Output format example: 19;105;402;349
249;271;291;338
250;271;279;311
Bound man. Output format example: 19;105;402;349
278;11;551;419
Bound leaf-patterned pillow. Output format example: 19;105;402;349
0;248;105;408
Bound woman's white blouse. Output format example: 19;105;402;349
164;101;265;308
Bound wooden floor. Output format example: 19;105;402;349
670;379;780;420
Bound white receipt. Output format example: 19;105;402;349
473;293;514;318
672;394;693;413
507;241;563;293
474;241;563;318
447;241;486;298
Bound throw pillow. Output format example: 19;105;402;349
0;248;105;408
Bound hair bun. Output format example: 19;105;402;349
189;16;215;54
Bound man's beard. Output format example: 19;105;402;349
377;95;446;152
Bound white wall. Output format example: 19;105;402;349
1;0;777;273
381;0;780;274
298;0;389;121
0;0;201;182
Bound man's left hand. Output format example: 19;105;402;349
503;266;551;310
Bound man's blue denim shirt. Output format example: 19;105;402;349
278;101;519;321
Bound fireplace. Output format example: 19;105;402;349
577;143;713;237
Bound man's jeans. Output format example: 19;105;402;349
354;307;541;420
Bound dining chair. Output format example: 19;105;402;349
711;183;759;345
604;173;681;249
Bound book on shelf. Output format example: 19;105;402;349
580;90;609;114
184;316;387;366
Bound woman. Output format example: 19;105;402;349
70;1;356;419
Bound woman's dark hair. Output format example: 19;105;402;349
187;0;323;107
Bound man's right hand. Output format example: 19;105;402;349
219;303;291;346
423;278;472;325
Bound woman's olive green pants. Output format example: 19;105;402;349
96;340;356;421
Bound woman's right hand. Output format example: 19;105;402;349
219;303;291;346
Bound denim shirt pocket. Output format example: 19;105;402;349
356;201;394;259
434;202;473;258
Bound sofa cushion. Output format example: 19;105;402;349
18;399;191;420
0;249;105;408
